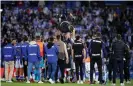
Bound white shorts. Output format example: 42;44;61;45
85;62;90;79
15;59;23;68
71;62;75;70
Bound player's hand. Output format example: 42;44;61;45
83;58;86;63
25;61;27;65
66;59;69;64
44;59;47;63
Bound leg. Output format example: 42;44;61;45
15;60;19;79
51;63;57;81
58;59;65;80
48;63;52;79
126;59;130;81
119;60;124;83
113;60;117;84
90;58;95;83
24;61;27;78
108;59;113;81
5;61;9;81
79;61;83;81
75;61;79;81
27;62;33;80
19;59;24;78
35;62;41;81
97;58;102;83
55;63;59;81
124;61;127;82
39;58;43;80
8;61;14;81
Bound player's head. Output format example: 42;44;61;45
96;32;101;38
76;35;81;41
17;38;22;43
7;38;11;44
56;35;61;40
23;36;28;42
49;37;54;43
116;34;121;40
31;36;35;41
36;36;41;41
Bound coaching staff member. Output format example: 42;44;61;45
112;34;128;86
88;32;107;85
72;35;86;84
55;35;69;83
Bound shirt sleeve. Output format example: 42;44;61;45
25;45;29;61
88;40;92;56
54;44;59;55
64;43;69;59
37;45;41;61
102;42;107;58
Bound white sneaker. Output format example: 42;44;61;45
38;81;43;83
96;81;99;84
26;81;30;83
1;78;6;81
126;81;131;84
7;81;13;83
120;83;125;86
77;80;80;84
80;81;84;84
112;83;116;86
49;79;54;84
51;81;55;84
57;79;60;83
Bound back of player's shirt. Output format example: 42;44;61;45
37;41;44;57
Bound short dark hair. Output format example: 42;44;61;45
56;35;61;40
23;36;28;42
49;37;54;42
31;36;35;41
76;35;81;40
17;38;22;43
117;34;121;40
7;38;11;44
96;32;101;37
36;36;41;40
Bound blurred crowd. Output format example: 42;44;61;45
1;1;133;47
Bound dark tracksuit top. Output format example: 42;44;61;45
21;42;29;61
15;43;23;61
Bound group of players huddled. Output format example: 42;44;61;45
1;30;132;86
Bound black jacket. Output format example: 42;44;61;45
112;40;128;60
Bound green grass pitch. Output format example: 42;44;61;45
1;80;133;86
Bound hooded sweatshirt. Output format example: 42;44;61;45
45;42;59;63
26;41;41;63
2;44;15;61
